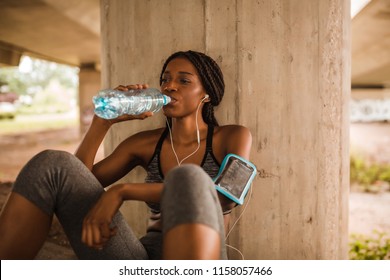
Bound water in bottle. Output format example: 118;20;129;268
93;88;171;119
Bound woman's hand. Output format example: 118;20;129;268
81;185;124;250
115;83;148;91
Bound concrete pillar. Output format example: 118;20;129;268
100;0;350;259
352;88;390;100
78;64;101;135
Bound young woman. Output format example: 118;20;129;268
0;50;252;260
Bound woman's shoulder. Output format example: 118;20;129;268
213;124;252;159
214;124;252;139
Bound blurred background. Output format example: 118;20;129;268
0;0;389;259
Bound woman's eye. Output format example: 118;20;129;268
180;79;191;84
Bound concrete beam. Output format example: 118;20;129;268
0;0;100;66
42;0;100;36
352;0;390;86
0;41;22;67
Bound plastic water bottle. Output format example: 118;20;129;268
92;88;171;119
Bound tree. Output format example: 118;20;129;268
0;56;79;98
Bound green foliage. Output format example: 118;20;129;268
0;56;78;97
350;154;390;192
349;231;390;260
0;56;79;117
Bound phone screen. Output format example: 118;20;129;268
214;157;255;199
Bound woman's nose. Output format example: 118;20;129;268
163;82;177;92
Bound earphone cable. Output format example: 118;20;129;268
226;244;245;260
224;185;253;260
225;183;253;239
166;99;203;166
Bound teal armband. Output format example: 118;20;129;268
213;154;257;205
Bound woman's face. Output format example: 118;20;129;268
161;57;207;118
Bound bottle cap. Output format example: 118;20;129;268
163;95;171;105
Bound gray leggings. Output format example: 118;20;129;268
12;150;226;260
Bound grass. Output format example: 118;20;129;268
349;231;390;260
0;111;78;135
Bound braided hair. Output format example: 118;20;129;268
159;50;225;126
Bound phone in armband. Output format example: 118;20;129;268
213;154;257;205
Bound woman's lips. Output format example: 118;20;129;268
168;97;177;104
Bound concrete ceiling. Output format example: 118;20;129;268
351;0;390;87
0;0;389;88
0;0;100;67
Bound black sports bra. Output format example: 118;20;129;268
144;125;221;213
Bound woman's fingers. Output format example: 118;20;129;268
114;85;128;91
134;112;153;120
113;83;149;91
92;223;103;246
125;84;149;90
110;226;118;237
112;111;153;123
82;221;114;249
99;223;112;241
81;189;124;249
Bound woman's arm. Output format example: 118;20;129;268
90;127;160;187
81;182;163;249
74;115;112;170
218;125;253;213
74;113;153;186
77;84;160;248
74;84;153;185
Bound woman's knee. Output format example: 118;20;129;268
18;149;79;176
32;149;74;164
163;164;214;200
13;150;79;198
161;164;220;233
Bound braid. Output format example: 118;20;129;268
160;50;225;126
202;103;218;127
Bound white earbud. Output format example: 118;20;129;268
201;94;209;102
